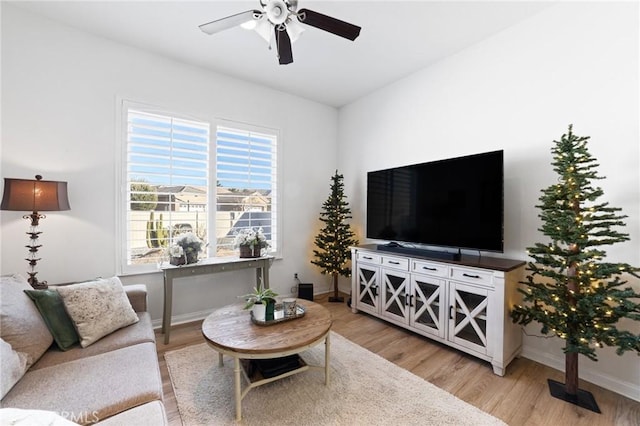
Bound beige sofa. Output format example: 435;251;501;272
0;274;167;425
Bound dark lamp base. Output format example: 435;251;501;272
547;379;601;413
328;296;344;303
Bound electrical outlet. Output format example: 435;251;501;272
294;273;298;280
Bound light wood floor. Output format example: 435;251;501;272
155;293;640;426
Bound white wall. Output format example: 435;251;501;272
1;4;338;324
338;3;639;400
2;1;638;402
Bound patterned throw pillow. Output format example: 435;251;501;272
56;277;139;348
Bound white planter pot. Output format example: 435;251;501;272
252;303;266;321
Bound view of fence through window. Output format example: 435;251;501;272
125;108;277;267
215;126;277;256
126;109;210;266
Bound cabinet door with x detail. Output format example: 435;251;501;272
410;275;446;338
355;263;380;316
448;282;490;355
381;269;410;325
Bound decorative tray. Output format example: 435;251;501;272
251;304;306;326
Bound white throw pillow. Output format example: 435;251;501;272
0;337;28;399
56;277;139;348
0;273;53;367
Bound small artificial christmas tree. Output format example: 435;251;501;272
511;125;640;412
312;170;359;302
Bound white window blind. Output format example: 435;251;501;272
125;108;210;268
215;126;278;256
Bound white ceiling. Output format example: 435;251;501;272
8;1;553;107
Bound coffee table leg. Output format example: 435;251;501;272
325;333;331;386
234;357;242;420
218;352;224;367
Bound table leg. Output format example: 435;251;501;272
255;268;262;288
263;261;270;289
325;332;331;386
218;352;224;367
234;357;242;421
162;275;173;345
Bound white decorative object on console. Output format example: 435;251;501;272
351;245;525;376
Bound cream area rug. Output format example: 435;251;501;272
165;332;506;426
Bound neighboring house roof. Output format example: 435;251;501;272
155;185;271;211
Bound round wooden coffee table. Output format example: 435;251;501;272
201;300;332;420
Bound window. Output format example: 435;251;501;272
215;126;278;256
119;102;278;273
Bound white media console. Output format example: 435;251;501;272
351;244;525;376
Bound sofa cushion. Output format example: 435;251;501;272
24;289;79;351
30;312;155;370
0;274;54;367
0;338;28;399
1;342;163;425
56;277;139;348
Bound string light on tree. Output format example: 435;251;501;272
311;170;358;303
511;125;640;413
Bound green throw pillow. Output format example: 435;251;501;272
24;289;79;351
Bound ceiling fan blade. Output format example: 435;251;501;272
297;8;361;41
199;10;262;35
275;26;293;65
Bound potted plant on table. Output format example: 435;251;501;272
169;232;204;265
234;227;269;258
241;284;278;321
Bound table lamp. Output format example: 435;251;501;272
1;175;71;289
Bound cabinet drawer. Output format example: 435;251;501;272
381;256;409;271
450;267;493;287
412;260;447;277
357;252;381;265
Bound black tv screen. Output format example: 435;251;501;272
366;150;504;252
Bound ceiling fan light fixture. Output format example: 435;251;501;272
265;0;290;25
254;17;272;43
199;0;360;65
285;16;305;42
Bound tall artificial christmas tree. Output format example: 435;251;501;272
312;171;359;303
511;126;640;412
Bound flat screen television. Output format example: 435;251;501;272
366;150;504;255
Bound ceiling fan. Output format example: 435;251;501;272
199;0;361;65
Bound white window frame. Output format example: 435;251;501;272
213;119;281;258
116;101;282;275
117;100;214;275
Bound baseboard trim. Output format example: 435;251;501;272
520;346;639;402
152;308;215;329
